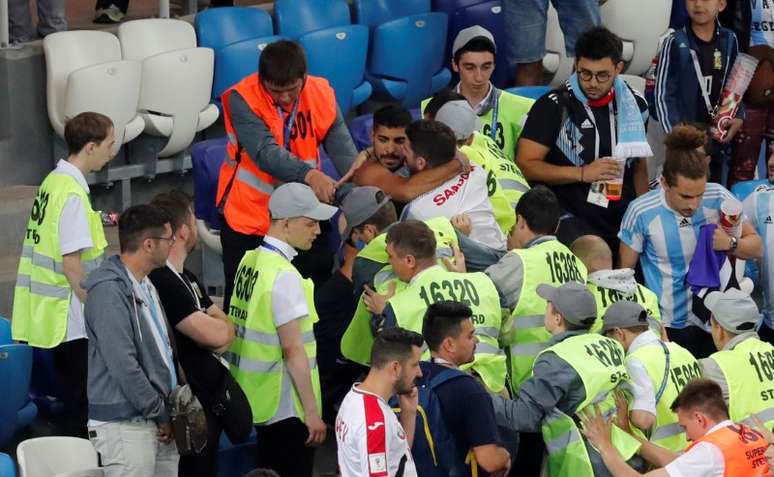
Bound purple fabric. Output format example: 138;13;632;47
687;223;727;294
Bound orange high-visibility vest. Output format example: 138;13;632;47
216;74;337;236
686;423;771;477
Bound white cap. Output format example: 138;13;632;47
452;25;497;57
268;183;337;220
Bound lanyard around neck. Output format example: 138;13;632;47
689;49;717;117
261;240;292;261
276;98;300;151
166;261;202;311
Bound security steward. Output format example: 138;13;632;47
492;282;642;477
701;288;774;431
601;301;700;452
216;39;357;310
13;112;113;437
225;183;337;477
362;220;507;395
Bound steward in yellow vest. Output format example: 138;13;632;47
486;186;588;395
362;220;507;394
601;301;700;452
492;281;642;477
225;183;336;473
701;288;774;430
570;234;662;334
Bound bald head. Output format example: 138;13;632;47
570;235;613;273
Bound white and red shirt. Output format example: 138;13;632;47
401;165;507;251
335;384;417;477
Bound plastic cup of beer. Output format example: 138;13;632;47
604;157;627;201
719;198;743;238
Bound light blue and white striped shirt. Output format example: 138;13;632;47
743;183;774;327
618;183;735;329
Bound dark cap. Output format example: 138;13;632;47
537;281;597;326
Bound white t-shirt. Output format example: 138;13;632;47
401;165;507;250
625;330;658;415
55;159;94;342
261;236;309;425
336;384;417;477
663;420;731;477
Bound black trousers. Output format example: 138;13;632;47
512;432;544;477
179;406;224;477
667;325;717;359
255;418;315;477
51;338;88;437
220;218;335;311
94;0;129;13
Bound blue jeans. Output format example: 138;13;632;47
9;0;66;43
88;419;179;477
503;0;601;63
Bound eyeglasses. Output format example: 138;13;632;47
149;235;176;244
578;69;612;83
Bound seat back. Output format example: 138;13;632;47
119;19;197;61
274;0;350;38
353;0;430;28
505;85;551;100
0;453;15;477
191;137;227;229
0;344;33;420
448;0;509;86
213;35;283;100
601;0;671;75
17;437;99;477
43;31;132;144
300;24;369;113
0;317;10;345
618;74;646;95
543;4;574;86
195;6;273;51
369;12;448;107
431;0;487;14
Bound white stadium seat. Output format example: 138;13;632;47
601;0;672;75
543;5;575;87
118;19;219;157
17;436;102;477
43;31;144;156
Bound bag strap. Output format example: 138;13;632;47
429;367;469;389
654;341;671;404
216;142;244;213
162;309;188;386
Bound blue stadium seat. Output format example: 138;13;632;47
506;85;551;100
212;35;284;102
432;0;486;14
0;317;10;345
0;453;14;477
731;179;769;202
300;25;371;113
274;0;351;39
447;0;511;87
0;344;37;447
29;348;65;417
353;0;431;28
366;12;451;108
347;109;422;151
195;6;273;52
192;137;228;230
218;428;257;477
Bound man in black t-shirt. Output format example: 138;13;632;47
148;191;236;477
516;27;649;261
421;301;511;477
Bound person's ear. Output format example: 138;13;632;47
405;254;417;269
417;157;428;170
615;61;625;75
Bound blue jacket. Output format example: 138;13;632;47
653;25;740;132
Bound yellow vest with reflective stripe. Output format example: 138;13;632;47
507;239;588;394
710;337;774;429
540;333;641;477
468;132;530;212
225;248;321;424
587;282;661;334
627;339;700;452
12;172;107;348
388;265;506;393
459;142;516;236
340;218;460;366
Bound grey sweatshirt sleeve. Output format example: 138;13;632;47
323;106;358;177
228;92;313;183
700;357;730;403
485;253;525;310
491;353;581;433
85;283;170;423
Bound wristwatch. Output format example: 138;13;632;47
730;236;738;251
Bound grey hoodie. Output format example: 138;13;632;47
82;255;173;424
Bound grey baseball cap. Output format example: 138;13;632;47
339;186;392;240
435;100;482;141
537;281;597;326
600;301;650;334
452;25;497;58
268;183;337;221
705;288;760;333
